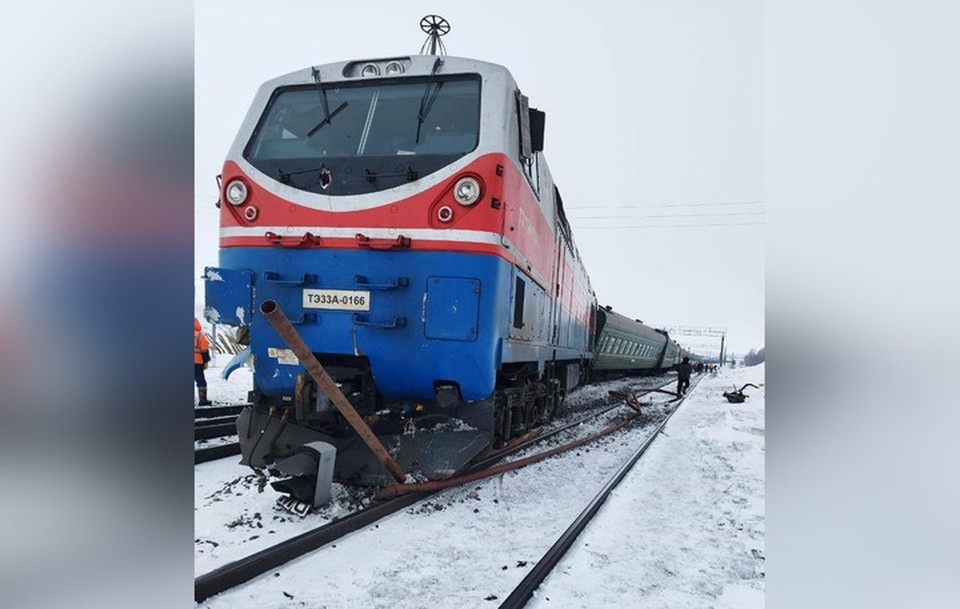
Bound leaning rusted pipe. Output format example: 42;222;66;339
259;299;406;484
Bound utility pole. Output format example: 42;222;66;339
719;334;726;367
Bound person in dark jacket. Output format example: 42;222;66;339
676;356;692;396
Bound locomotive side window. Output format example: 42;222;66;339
516;91;541;198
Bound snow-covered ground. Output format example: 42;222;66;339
194;370;671;576
527;364;765;609
195;363;764;607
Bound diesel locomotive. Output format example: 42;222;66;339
204;18;693;491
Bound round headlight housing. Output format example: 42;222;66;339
385;61;405;75
225;179;248;206
453;177;481;206
360;63;380;77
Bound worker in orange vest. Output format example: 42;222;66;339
195;317;212;406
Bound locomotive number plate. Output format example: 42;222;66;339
302;289;371;311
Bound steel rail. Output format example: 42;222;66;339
194;415;239;427
477;376;678;465
194;491;430;602
377;411;645;499
195;405;247;419
496;377;700;609
195;442;241;465
193;375;687;602
379;377;680;497
195;423;240;441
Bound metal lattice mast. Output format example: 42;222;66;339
660;326;728;364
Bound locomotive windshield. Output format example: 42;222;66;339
244;75;481;195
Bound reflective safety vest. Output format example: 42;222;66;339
195;331;211;364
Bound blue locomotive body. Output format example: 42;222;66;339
205;53;601;485
209;245;591;405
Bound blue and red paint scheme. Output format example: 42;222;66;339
205;55;597;482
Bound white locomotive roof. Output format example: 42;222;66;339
261;55;516;89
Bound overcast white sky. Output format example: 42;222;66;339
195;0;763;357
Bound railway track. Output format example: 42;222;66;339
195;404;246;464
195;405;246;419
195;375;686;603
195;442;241;464
195;406;244;441
496;376;697;609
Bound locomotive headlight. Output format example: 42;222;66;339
360;63;380;77
385;61;404;75
453;177;481;206
225;179;248;206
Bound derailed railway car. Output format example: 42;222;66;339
592;306;680;377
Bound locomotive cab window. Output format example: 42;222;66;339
244;75;481;196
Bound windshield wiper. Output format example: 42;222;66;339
307;101;348;137
416;57;444;144
307;67;347;136
312;67;331;119
277;164;332;189
363;166;419;183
